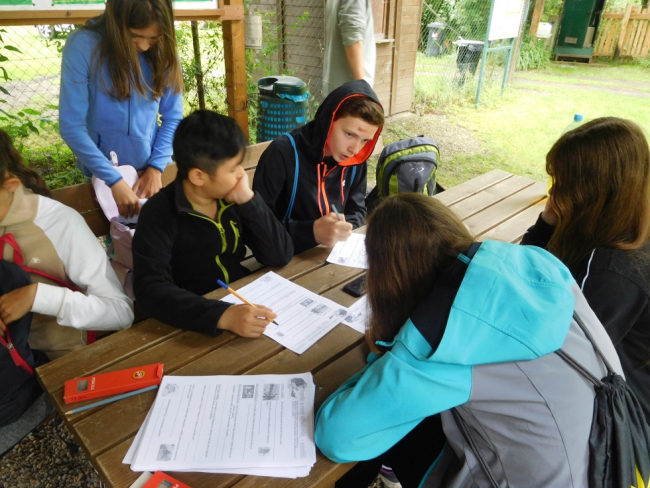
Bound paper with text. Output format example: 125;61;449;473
342;296;369;334
221;272;349;354
128;374;316;476
326;233;367;269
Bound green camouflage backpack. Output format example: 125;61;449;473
366;136;442;213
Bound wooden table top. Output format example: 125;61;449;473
36;170;547;488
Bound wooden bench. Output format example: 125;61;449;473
50;137;384;238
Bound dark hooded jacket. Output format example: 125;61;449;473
253;80;382;254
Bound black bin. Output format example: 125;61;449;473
453;40;485;85
426;22;447;57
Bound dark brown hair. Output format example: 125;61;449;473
0;129;50;197
334;96;384;128
547;117;650;270
365;194;474;345
86;0;183;100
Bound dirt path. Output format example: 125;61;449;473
512;73;650;98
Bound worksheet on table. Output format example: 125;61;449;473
326;233;367;269
221;272;350;354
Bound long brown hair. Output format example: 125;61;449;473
0;129;50;197
86;0;183;100
365;194;475;345
547;117;650;270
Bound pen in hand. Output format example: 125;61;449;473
331;205;342;221
216;279;279;325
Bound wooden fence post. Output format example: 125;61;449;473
615;2;633;59
529;0;546;38
223;0;250;138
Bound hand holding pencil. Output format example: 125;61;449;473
216;280;278;338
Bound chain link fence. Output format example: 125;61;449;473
415;0;529;110
0;21;230;188
244;0;324;141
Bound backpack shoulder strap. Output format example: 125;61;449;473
1;233;77;292
451;409;500;488
283;133;300;222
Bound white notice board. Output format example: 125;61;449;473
488;0;525;41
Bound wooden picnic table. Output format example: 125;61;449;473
36;170;547;488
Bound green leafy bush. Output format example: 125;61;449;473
517;35;551;71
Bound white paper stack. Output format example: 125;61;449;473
124;373;317;478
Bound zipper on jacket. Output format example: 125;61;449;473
230;221;240;253
186;199;236;282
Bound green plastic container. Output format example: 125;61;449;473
257;76;309;143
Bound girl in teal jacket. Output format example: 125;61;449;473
315;194;623;487
59;0;183;219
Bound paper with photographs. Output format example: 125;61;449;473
126;373;316;477
220;272;349;354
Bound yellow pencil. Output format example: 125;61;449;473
217;279;279;325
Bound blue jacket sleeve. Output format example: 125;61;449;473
315;332;472;463
146;85;183;172
59;30;122;186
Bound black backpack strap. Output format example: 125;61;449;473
555;311;615;382
451;409;500;488
570;311;616;375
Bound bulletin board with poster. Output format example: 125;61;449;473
474;0;525;104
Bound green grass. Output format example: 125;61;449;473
452;78;650;183
407;61;650;188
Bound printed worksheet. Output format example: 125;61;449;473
342;295;369;334
128;374;316;475
221;272;350;354
326;233;367;268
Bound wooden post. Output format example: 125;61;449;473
223;0;250;138
190;21;206;110
615;2;633;59
528;0;546;38
389;0;404;114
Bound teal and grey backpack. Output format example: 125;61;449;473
366;136;442;213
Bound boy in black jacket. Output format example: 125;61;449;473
253;80;384;255
133;111;293;338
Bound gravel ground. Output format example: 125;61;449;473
0;415;101;488
0;415;389;487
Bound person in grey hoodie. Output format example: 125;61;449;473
316;194;623;487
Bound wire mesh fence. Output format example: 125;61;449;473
0;21;230;188
415;0;528;110
244;0;325;142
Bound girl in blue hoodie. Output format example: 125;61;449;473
315;194;623;487
60;0;183;219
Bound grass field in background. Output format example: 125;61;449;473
405;62;650;187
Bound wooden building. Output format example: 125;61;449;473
247;0;422;115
